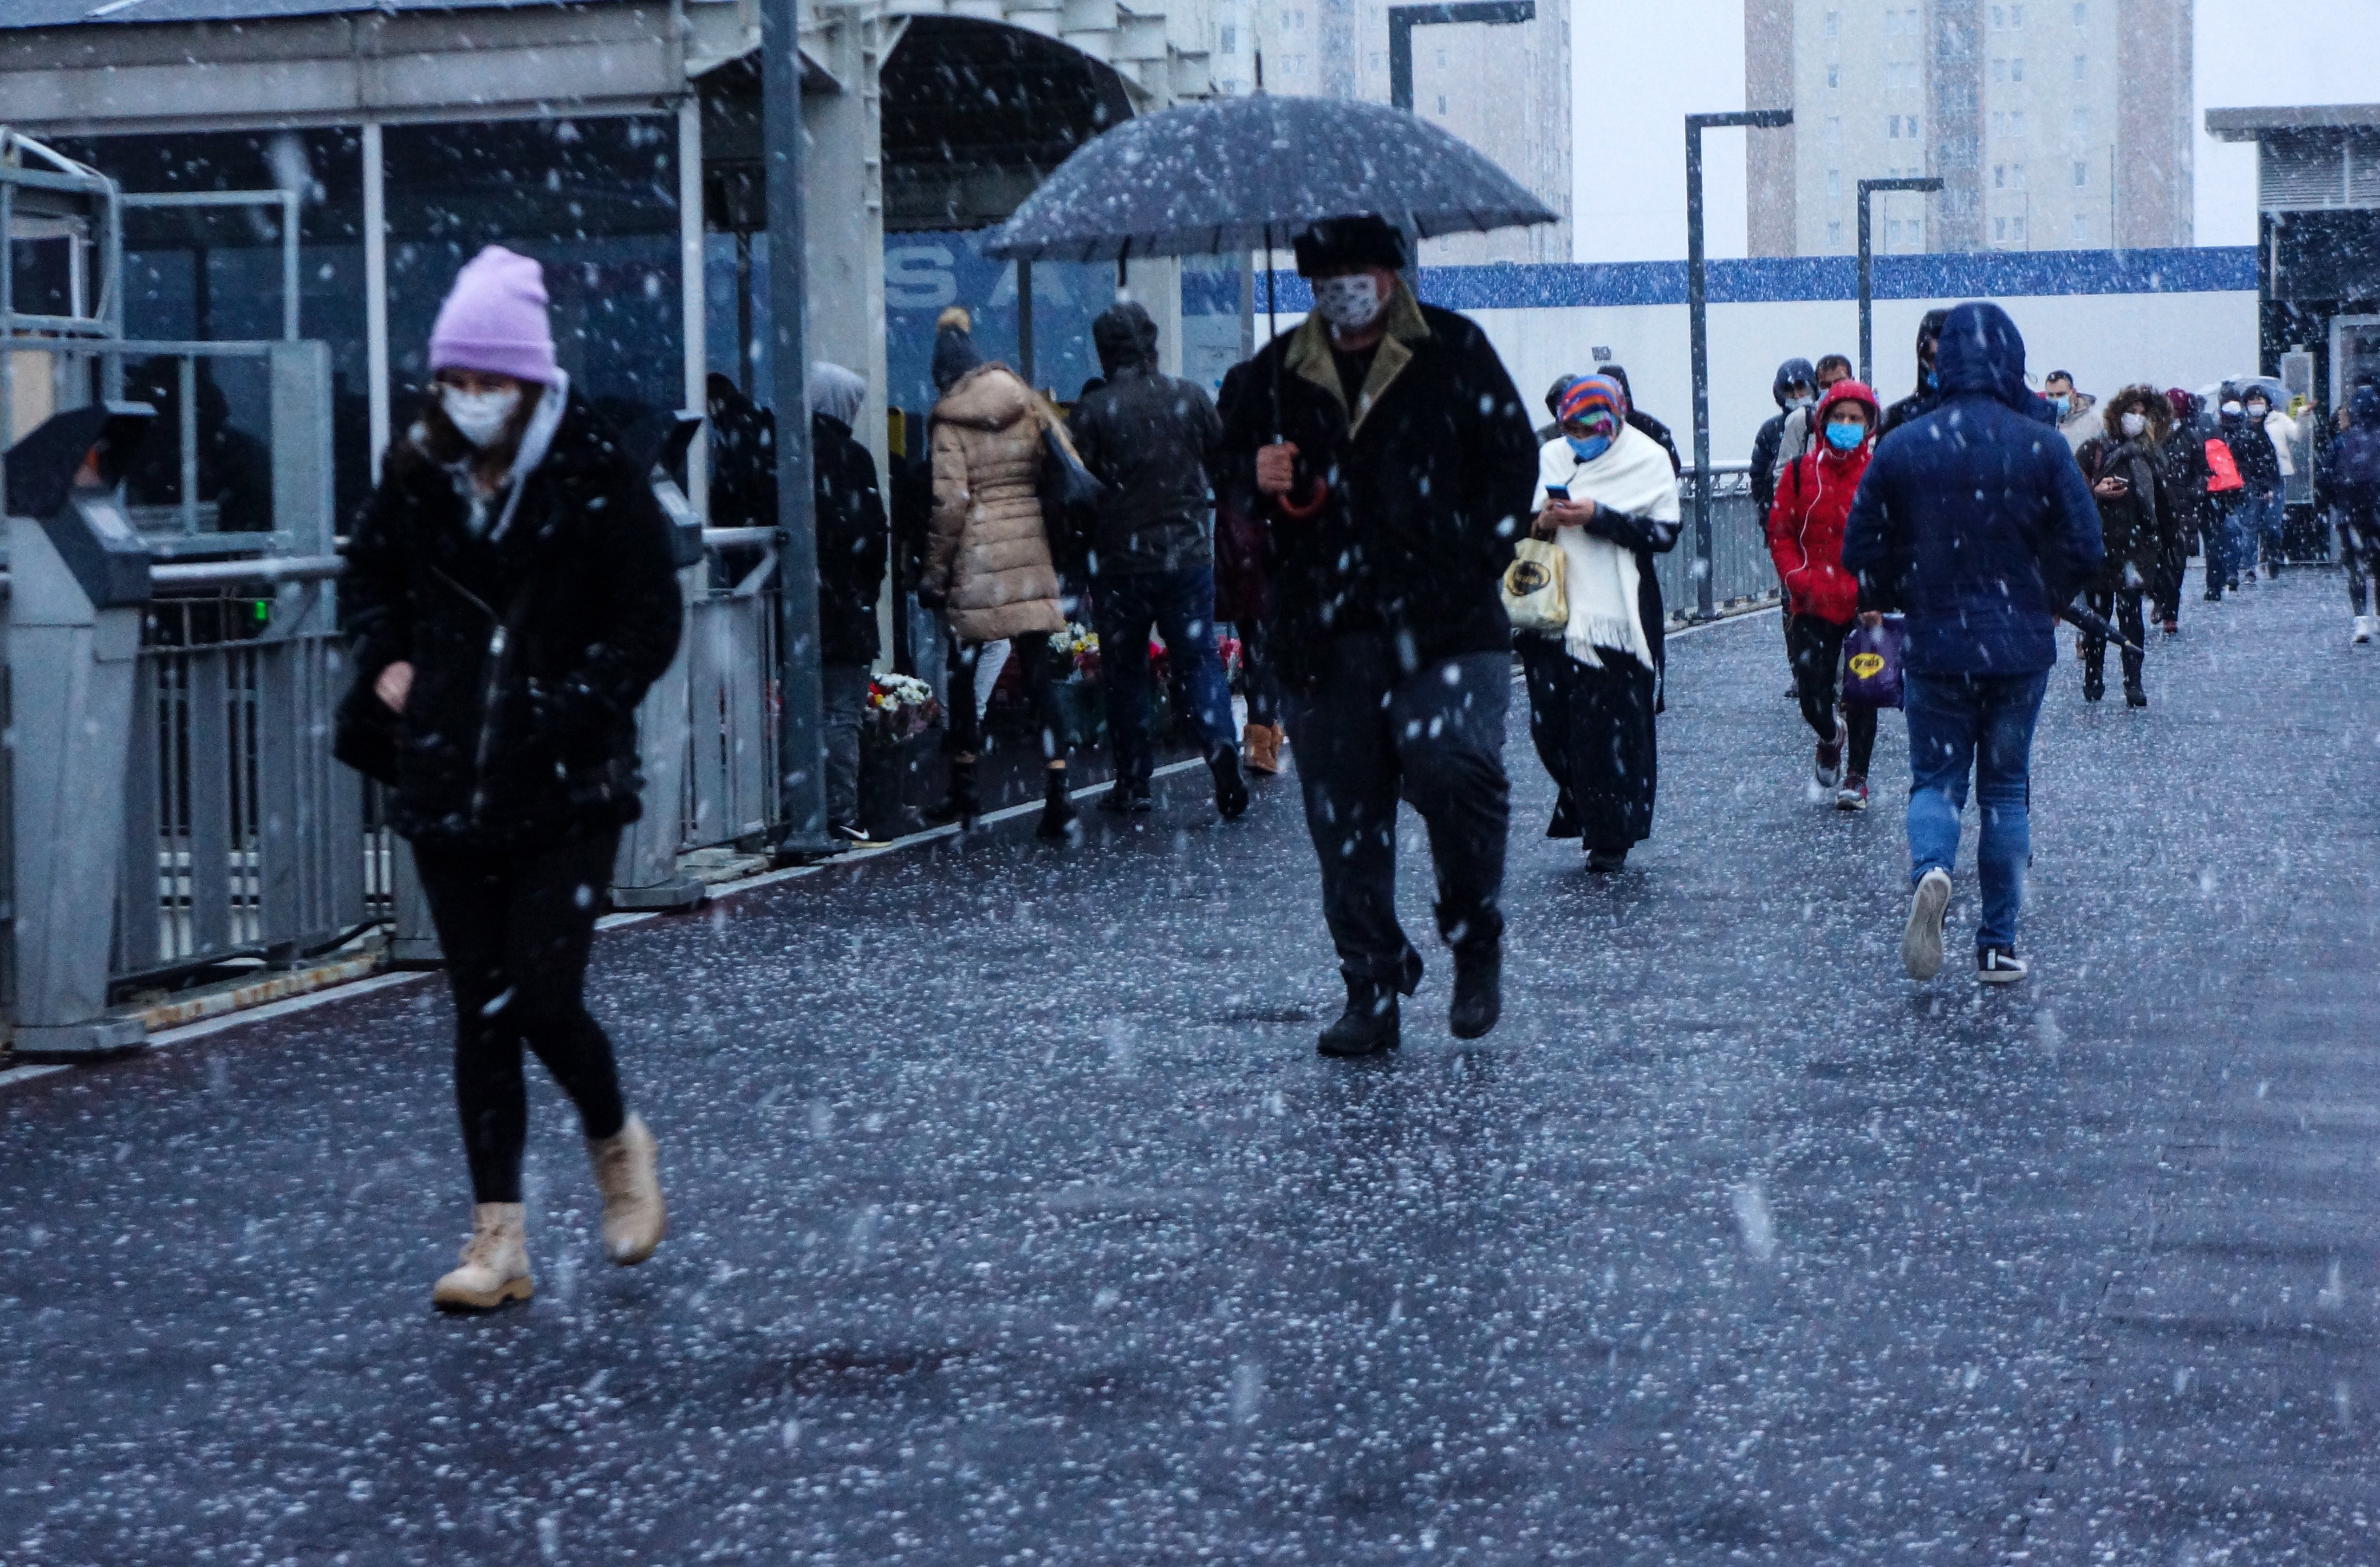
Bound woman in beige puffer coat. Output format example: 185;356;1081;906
923;306;1076;836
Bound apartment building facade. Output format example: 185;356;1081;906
1208;0;1574;263
1747;0;2191;255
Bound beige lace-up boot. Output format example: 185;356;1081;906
432;1203;533;1311
586;1112;666;1265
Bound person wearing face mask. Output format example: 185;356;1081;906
2041;371;2099;456
1766;378;1886;808
1521;375;1681;869
2151;387;2210;631
1750;358;1816;518
2073;385;2178;707
337;245;681;1311
1776;353;1854;470
2225;385;2289;579
1878;309;1951;440
1221;215;1536;1057
2319;385;2380;643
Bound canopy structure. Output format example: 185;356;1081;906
985;93;1557;263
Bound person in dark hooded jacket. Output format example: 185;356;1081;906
809;362;891;841
2321;384;2380;642
1596;363;1683;475
1223;215;1537;1057
1877;308;1951;440
1750;357;1816;515
1842;301;2103;986
1066;300;1247;819
339;246;677;1312
2073;384;2179;706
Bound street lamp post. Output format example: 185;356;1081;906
1857;176;1943;387
761;0;830;855
1686;108;1790;621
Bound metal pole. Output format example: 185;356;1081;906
1686;118;1711;621
362;119;390;482
678;95;710;523
1683;109;1790;622
280;190;301;341
1017;259;1035;388
762;0;828;854
1857;176;1942;389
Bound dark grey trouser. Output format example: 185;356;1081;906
1282;637;1510;992
822;661;867;824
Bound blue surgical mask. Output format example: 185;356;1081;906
2049;395;2072;417
1567;434;1613;463
1923;367;1940;391
1824;421;1865;452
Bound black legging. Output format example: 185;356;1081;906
947;635;1066;761
413;829;627;1205
2080;587;2146;688
1786;614;1878;778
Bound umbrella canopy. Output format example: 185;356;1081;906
983;93;1557;263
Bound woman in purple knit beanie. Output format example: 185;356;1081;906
337;245;683;1312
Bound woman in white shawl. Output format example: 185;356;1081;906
1518;374;1682;871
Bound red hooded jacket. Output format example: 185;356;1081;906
1766;379;1882;624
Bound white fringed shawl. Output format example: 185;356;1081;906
1529;425;1680;670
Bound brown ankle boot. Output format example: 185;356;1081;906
1242;722;1284;775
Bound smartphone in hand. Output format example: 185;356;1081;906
1543;484;1571;502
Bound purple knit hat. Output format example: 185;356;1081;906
428;246;561;386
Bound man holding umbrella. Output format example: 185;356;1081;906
1222;215;1538;1056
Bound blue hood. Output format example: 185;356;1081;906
2353;384;2380;425
1934;302;2034;415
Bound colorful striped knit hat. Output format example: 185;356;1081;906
1557;374;1624;430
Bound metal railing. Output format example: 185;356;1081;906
1658;462;1776;623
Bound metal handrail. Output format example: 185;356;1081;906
149;555;343;589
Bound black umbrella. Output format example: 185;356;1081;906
982;93;1557;264
2059;599;2143;655
984;91;1555;440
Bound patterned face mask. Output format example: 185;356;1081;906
1310;274;1386;332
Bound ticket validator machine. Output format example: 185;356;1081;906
6;403;156;1058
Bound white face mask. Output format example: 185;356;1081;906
2245;401;2269;419
439;384;522;449
2120;411;2147;438
1310;274;1386;333
2221;400;2243;417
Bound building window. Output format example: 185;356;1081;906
2073;52;2086;79
1827;116;1843;143
2011;161;2026;188
2072;0;2085;24
1992;57;2005;81
1994;163;2005;188
1990;4;2003;26
1995;216;2007;240
2072;212;2088;241
1990;110;2003;134
1825;9;1840;38
1827;168;1842;196
1828;219;1844;247
1889;218;1904;244
1219;22;1236;52
1889;115;1902;138
2011;215;2025;241
2011;55;2024;80
2009;110;2026;136
2073;158;2088;186
1828;63;1840;87
2010;3;2023;26
1435;94;1447;113
2072;107;2091;134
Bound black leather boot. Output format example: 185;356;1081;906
1317;976;1400;1057
1035;768;1078;839
928;758;980;826
1448;944;1502;1040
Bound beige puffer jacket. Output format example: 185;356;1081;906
926;364;1068;644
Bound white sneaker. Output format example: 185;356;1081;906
433;1203;533;1311
2355;615;2373;645
1902;868;1952;981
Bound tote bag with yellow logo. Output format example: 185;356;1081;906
1501;538;1569;633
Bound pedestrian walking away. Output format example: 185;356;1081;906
1520;373;1680;869
1222;215;1537;1057
1065;300;1249;821
1842;301;2104;985
2073;385;2178;707
2321;384;2380;643
1766;377;1885;809
920;306;1079;838
335;244;677;1311
811;362;892;843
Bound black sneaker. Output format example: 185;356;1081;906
1210;748;1251;821
1977;946;2029;983
1448;945;1502;1040
1585;846;1628;873
829;819;871;845
1318;979;1400;1057
1097;780;1150;814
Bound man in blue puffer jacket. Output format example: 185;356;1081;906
1842;301;2104;985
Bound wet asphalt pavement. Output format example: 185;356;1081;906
6;570;2379;1565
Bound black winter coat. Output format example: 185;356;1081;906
1219;289;1536;683
2223;412;2282;489
2076;435;2179;593
339;393;683;850
1066;362;1224;577
813;412;890;664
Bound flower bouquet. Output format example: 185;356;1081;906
865;673;941;743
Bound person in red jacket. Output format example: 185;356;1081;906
1767;378;1885;808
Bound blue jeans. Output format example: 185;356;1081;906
1903;669;2048;952
1093;566;1236;783
2227;487;2284;578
